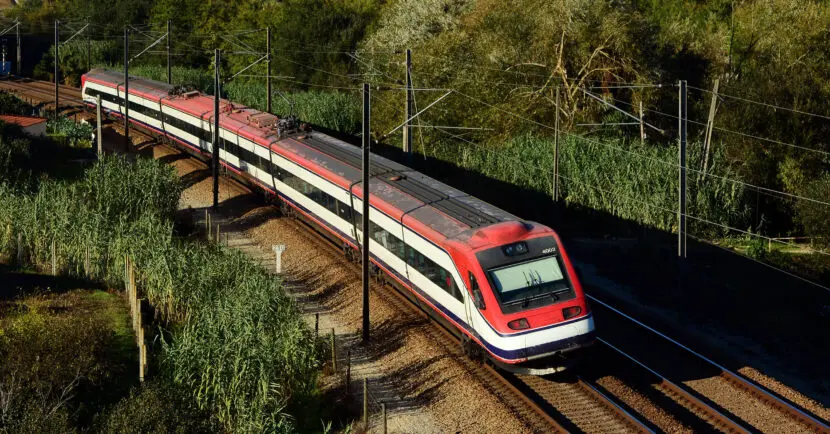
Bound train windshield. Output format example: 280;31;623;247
489;256;570;305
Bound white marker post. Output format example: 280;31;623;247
272;244;286;274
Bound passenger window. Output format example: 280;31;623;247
337;202;351;221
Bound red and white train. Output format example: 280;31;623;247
81;69;595;374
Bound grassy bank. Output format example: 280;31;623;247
0;121;320;431
0;286;135;432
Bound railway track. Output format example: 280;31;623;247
7;77;827;433
0;76;85;112
585;296;830;433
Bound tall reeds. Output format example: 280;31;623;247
0;154;318;432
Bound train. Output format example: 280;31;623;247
81;69;595;375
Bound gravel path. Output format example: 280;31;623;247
146;142;532;433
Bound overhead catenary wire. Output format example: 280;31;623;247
433;127;679;216
686;233;830;293
612;97;830;157
434;126;830;291
685;214;830;257
451;88;830;212
689;84;830;122
687;166;830;208
235;74;360;91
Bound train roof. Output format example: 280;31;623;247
83;69;534;246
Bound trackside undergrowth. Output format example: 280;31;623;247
0;123;321;432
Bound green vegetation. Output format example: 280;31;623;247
0;126;320;431
118;64;362;134
0;91;35;116
0;289;139;432
46;117;93;148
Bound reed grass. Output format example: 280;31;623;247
429;134;748;233
0;153;318;432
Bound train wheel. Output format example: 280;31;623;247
461;335;483;362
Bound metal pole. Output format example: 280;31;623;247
15;21;20;76
553;86;560;202
54;20;59;116
678;80;687;258
123;28;129;149
96;95;102;156
166;20;172;84
213;49;221;209
266;26;271;113
403;48;412;163
361;82;370;343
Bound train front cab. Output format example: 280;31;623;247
460;223;595;375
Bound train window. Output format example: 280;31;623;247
369;222;405;260
405;245;460;300
337;201;352;222
323;193;338;214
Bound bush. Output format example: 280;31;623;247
46;117;94;148
102;382;215;433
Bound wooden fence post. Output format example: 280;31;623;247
315;313;319;338
382;403;387;434
330;328;337;371
216;224;220;244
84;245;90;278
51;239;57;276
363;378;368;427
346;349;351;394
139;340;145;382
16;232;22;266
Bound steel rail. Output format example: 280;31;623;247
598;338;751;433
588;294;830;432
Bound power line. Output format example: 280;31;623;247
688;166;830;207
685;214;830;257
689;84;830;122
686;233;830;293
614;97;830;157
235;74;360;91
452;89;678;170
433;127;678;218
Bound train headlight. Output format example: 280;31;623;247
503;242;528;257
507;318;530;330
